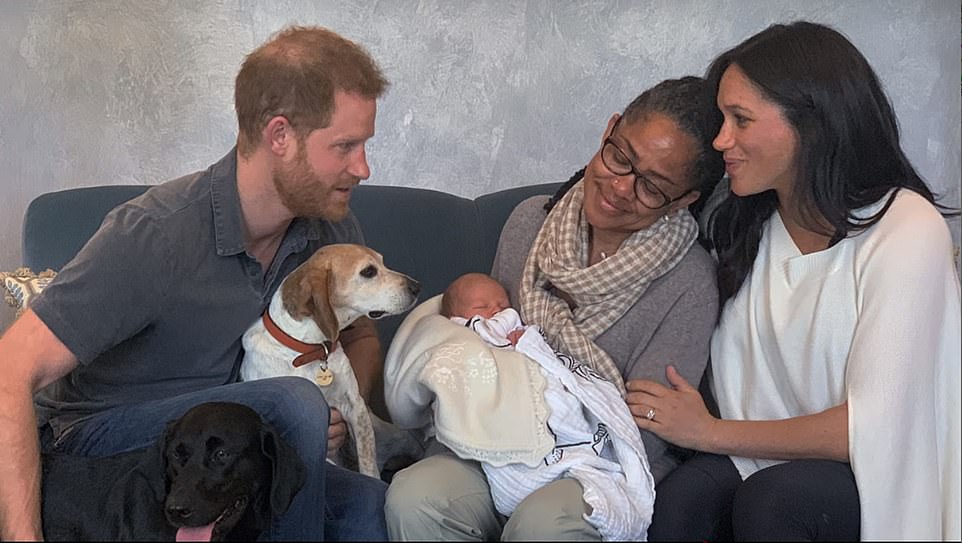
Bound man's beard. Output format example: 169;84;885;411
272;144;352;222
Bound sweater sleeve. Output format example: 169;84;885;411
845;191;961;540
620;249;718;387
620;247;719;482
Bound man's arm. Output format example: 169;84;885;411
0;309;80;541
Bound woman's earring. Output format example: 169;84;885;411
662;212;671;223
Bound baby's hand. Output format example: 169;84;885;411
507;328;524;345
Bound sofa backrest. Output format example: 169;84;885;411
23;185;152;273
352;183;560;344
22;182;561;346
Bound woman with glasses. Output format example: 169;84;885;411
634;22;960;541
385;76;726;541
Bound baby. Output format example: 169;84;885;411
440;272;526;347
437;272;652;538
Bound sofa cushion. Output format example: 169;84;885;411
2;267;57;316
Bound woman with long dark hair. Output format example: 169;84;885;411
631;21;960;541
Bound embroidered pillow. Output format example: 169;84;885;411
1;267;57;316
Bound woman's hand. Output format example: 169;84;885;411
626;365;717;451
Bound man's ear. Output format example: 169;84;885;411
265;115;295;157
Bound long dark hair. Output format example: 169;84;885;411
546;76;725;225
706;21;956;307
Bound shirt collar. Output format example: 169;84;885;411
209;148;246;256
209;147;324;257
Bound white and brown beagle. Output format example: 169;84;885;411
240;243;420;478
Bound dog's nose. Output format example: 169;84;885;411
167;504;193;520
407;279;421;297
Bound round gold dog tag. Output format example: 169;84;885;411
315;368;334;387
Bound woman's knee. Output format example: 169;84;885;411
649;453;739;541
503;478;598;541
386;454;498;540
732;473;795;540
385;458;434;518
732;460;859;541
386;453;488;516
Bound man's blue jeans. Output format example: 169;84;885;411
42;376;388;541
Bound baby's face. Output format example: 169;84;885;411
452;277;510;320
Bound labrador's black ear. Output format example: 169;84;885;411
260;424;306;518
156;418;180;501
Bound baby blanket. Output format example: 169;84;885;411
385;295;554;467
385;296;656;540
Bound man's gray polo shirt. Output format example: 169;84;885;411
32;149;364;437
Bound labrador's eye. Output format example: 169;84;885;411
360;265;378;278
211;449;230;464
171;444;191;465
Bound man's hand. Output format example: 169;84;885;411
326;407;348;459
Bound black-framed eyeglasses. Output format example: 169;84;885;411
600;117;692;209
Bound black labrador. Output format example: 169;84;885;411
42;402;305;541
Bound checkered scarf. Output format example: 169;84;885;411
519;180;698;396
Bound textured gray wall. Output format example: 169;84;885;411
2;1;960;330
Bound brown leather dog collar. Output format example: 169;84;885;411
261;312;335;368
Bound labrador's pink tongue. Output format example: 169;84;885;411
176;523;215;542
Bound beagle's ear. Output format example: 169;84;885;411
308;267;340;344
281;265;314;321
281;261;339;341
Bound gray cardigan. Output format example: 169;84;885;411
491;195;719;482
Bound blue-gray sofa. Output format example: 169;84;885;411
22;181;562;414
